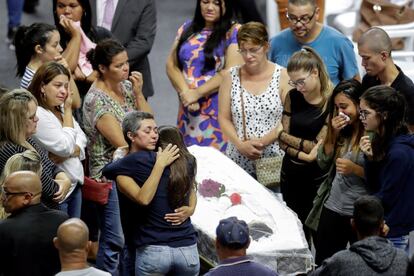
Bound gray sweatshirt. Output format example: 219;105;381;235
310;236;408;275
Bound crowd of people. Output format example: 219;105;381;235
1;0;414;275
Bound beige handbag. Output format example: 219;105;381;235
239;68;282;188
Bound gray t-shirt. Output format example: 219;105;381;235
55;267;110;276
324;149;368;216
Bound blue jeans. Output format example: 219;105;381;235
388;235;409;254
96;182;125;276
119;244;135;276
6;0;24;28
136;244;200;276
59;184;82;218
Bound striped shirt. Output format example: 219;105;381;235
0;138;61;209
20;67;36;89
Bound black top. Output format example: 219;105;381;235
0;204;68;276
362;66;414;125
289;89;328;141
103;150;197;248
0;138;61;209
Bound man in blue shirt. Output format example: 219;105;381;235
205;217;278;276
269;0;359;85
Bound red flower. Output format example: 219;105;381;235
230;193;242;205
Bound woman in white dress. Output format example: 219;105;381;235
219;22;290;186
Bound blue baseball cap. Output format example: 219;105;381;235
216;216;250;247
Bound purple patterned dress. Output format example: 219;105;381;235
176;21;239;152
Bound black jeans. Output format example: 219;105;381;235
280;156;326;245
315;206;357;265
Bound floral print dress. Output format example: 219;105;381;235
176;21;239;152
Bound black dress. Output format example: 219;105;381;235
280;89;328;233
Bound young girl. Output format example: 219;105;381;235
278;46;332;242
306;80;368;265
359;85;414;253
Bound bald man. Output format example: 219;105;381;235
0;171;68;276
358;27;414;132
54;218;110;276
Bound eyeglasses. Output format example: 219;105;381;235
288;72;312;88
286;9;317;25
1;186;40;199
359;109;372;121
238;45;263;56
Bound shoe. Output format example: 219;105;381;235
5;27;18;51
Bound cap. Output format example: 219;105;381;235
216;216;250;248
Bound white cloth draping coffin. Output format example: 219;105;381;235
189;145;313;275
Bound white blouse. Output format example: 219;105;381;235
33;107;87;200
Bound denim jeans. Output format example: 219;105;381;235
59;184;82;218
119;244;135;276
6;0;24;28
136;244;200;276
96;182;125;276
388;235;409;254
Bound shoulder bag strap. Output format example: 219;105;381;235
239;67;247;141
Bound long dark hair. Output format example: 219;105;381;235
53;0;95;49
325;79;365;155
360;85;408;161
14;23;57;77
157;126;197;209
176;0;235;73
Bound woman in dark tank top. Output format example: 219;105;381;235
278;46;333;245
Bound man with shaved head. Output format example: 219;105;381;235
0;171;68;276
54;218;110;276
358;27;414;131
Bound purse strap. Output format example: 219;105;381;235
239;67;248;141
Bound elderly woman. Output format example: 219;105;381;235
219;21;289;187
82;38;152;274
0;89;71;209
166;0;243;152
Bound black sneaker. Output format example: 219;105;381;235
5;27;18;50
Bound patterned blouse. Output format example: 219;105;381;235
82;80;136;179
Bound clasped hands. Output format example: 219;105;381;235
179;89;201;112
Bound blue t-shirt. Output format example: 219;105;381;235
103;151;197;248
269;25;359;85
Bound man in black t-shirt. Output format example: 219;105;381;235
358;27;414;132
